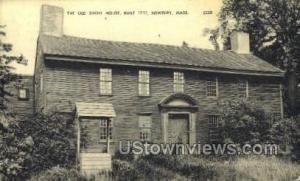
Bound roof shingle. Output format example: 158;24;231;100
39;34;284;76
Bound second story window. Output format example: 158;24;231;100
174;72;184;93
206;77;218;97
99;68;112;95
138;70;150;96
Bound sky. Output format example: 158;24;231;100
0;0;223;75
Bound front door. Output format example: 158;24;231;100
167;114;189;144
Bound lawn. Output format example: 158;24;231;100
28;154;300;180
112;154;300;181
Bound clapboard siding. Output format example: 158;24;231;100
40;60;282;145
6;76;34;117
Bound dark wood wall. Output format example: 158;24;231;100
37;60;282;144
5;75;34;117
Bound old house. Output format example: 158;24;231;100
28;5;286;173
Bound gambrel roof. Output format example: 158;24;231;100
39;34;284;77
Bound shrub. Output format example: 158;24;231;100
19;112;76;174
28;166;86;181
112;159;140;180
142;154;218;180
0;112;34;180
268;116;300;161
219;99;272;145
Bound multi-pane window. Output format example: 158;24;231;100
206;78;218;97
174;72;184;93
208;115;221;142
99;119;113;140
238;80;249;98
139;116;152;142
99;68;112;95
18;88;29;100
138;70;150;96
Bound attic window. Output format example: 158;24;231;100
18;88;29;100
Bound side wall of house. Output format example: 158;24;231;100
41;60;282;147
5;76;34;117
34;42;46;112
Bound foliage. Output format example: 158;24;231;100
268;116;300;161
206;0;300;114
117;154;300;181
211;0;300;72
219;99;271;144
112;159;140;180
0;113;33;180
28;166;86;181
143;154;218;180
0;25;27;110
112;156;185;180
19;112;76;174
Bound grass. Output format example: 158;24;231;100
28;155;300;180
230;156;300;181
114;154;300;181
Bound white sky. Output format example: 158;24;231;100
0;0;222;75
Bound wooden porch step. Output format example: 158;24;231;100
80;153;112;175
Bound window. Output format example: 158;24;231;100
238;80;249;98
138;70;150;96
99;119;113;140
208;115;221;142
18;88;29;100
206;78;218;97
139;116;152;142
174;72;184;93
99;68;112;95
40;73;43;92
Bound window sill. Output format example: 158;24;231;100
99;94;113;97
138;95;151;97
99;140;115;143
206;96;218;99
18;97;29;101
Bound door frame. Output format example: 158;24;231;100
161;111;197;145
167;112;190;144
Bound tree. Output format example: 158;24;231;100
0;25;27;110
0;26;30;180
206;0;300;115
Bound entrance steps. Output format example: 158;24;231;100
80;153;112;177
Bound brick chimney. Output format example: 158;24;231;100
230;31;250;54
40;5;64;36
